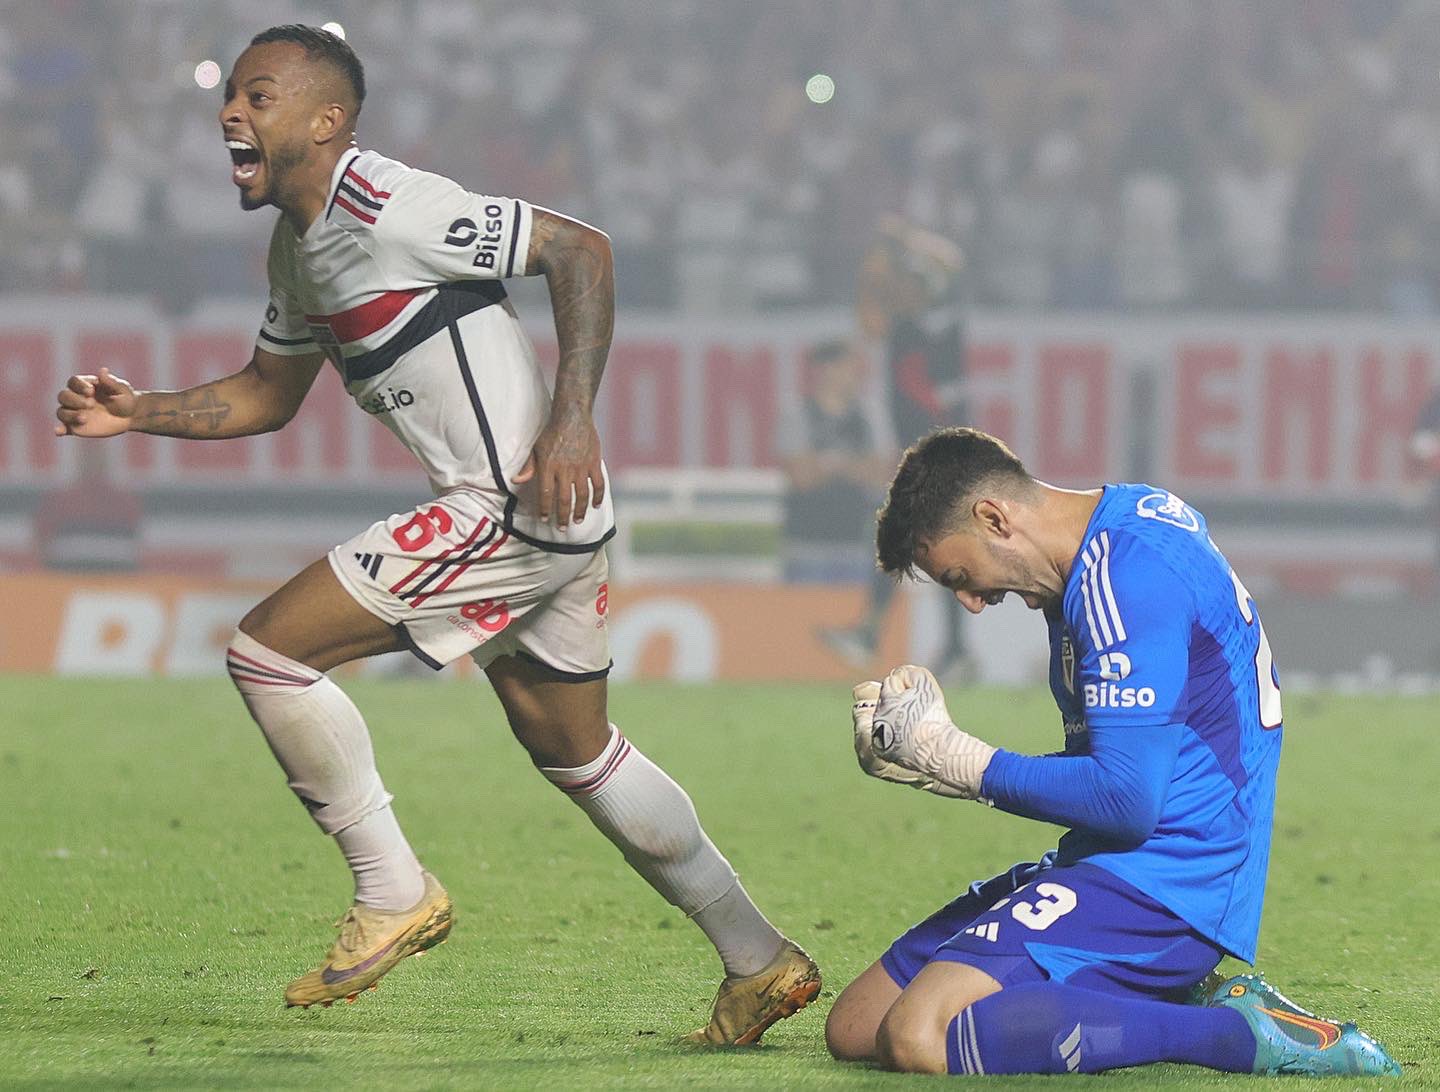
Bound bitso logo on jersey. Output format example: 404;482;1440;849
1083;682;1157;709
1098;651;1131;680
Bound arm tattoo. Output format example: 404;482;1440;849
536;220;614;417
135;387;234;437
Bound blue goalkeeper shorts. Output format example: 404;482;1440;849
880;856;1224;1000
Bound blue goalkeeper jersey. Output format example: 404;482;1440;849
1032;484;1281;960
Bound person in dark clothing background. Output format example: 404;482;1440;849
778;339;893;582
821;217;973;679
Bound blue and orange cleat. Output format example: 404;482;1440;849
1208;973;1401;1077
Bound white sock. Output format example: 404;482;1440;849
543;725;785;977
226;630;424;910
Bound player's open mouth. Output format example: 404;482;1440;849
226;139;262;184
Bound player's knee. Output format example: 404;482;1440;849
824;997;877;1062
876;1009;948;1074
236;595;281;644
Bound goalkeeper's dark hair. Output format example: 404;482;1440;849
250;25;365;122
876;427;1035;577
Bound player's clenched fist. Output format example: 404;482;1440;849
865;664;998;800
54;368;138;438
852;676;967;797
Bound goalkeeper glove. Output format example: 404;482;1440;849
852;679;965;796
859;665;996;800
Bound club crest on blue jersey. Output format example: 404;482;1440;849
1060;634;1076;694
1135;491;1200;532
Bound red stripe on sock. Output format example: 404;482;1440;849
226;669;311;689
225;648;317;686
556;737;631;796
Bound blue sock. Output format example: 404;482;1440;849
945;982;1257;1075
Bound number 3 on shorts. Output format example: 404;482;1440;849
1010;883;1078;931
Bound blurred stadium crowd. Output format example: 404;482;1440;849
3;0;1440;315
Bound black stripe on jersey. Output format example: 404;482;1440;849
367;553;382;579
338;180;385;212
447;318;614;556
505;199;523;277
344;280;508;382
449;320;515;513
399;520;501;602
324;150;363;223
259;329;315;348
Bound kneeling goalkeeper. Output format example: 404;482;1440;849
825;427;1400;1078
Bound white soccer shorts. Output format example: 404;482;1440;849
327;486;611;679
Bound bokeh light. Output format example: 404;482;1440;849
321;21;346;39
805;73;835;104
193;60;221;89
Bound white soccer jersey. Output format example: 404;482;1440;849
257;148;614;553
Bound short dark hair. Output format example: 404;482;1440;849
876;427;1033;577
250;25;366;121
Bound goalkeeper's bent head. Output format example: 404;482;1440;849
876;427;1038;579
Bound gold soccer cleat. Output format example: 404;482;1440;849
684;942;822;1046
284;871;452;1009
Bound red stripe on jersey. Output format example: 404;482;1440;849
344;168;391;199
306;288;423;345
333;195;378;224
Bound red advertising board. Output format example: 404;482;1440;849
8;299;1438;498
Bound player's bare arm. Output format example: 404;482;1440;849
513;207;614;528
54;348;325;440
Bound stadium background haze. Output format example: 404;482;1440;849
4;0;1440;691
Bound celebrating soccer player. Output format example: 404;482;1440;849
53;25;819;1041
825;427;1400;1077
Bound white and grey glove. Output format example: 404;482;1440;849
866;665;997;800
852;679;965;796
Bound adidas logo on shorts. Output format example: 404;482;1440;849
962;921;999;943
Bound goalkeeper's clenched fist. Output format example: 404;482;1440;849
851;665;997;800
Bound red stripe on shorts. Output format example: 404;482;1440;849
388;516;490;596
408;530;510;608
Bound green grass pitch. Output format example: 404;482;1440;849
2;676;1436;1089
